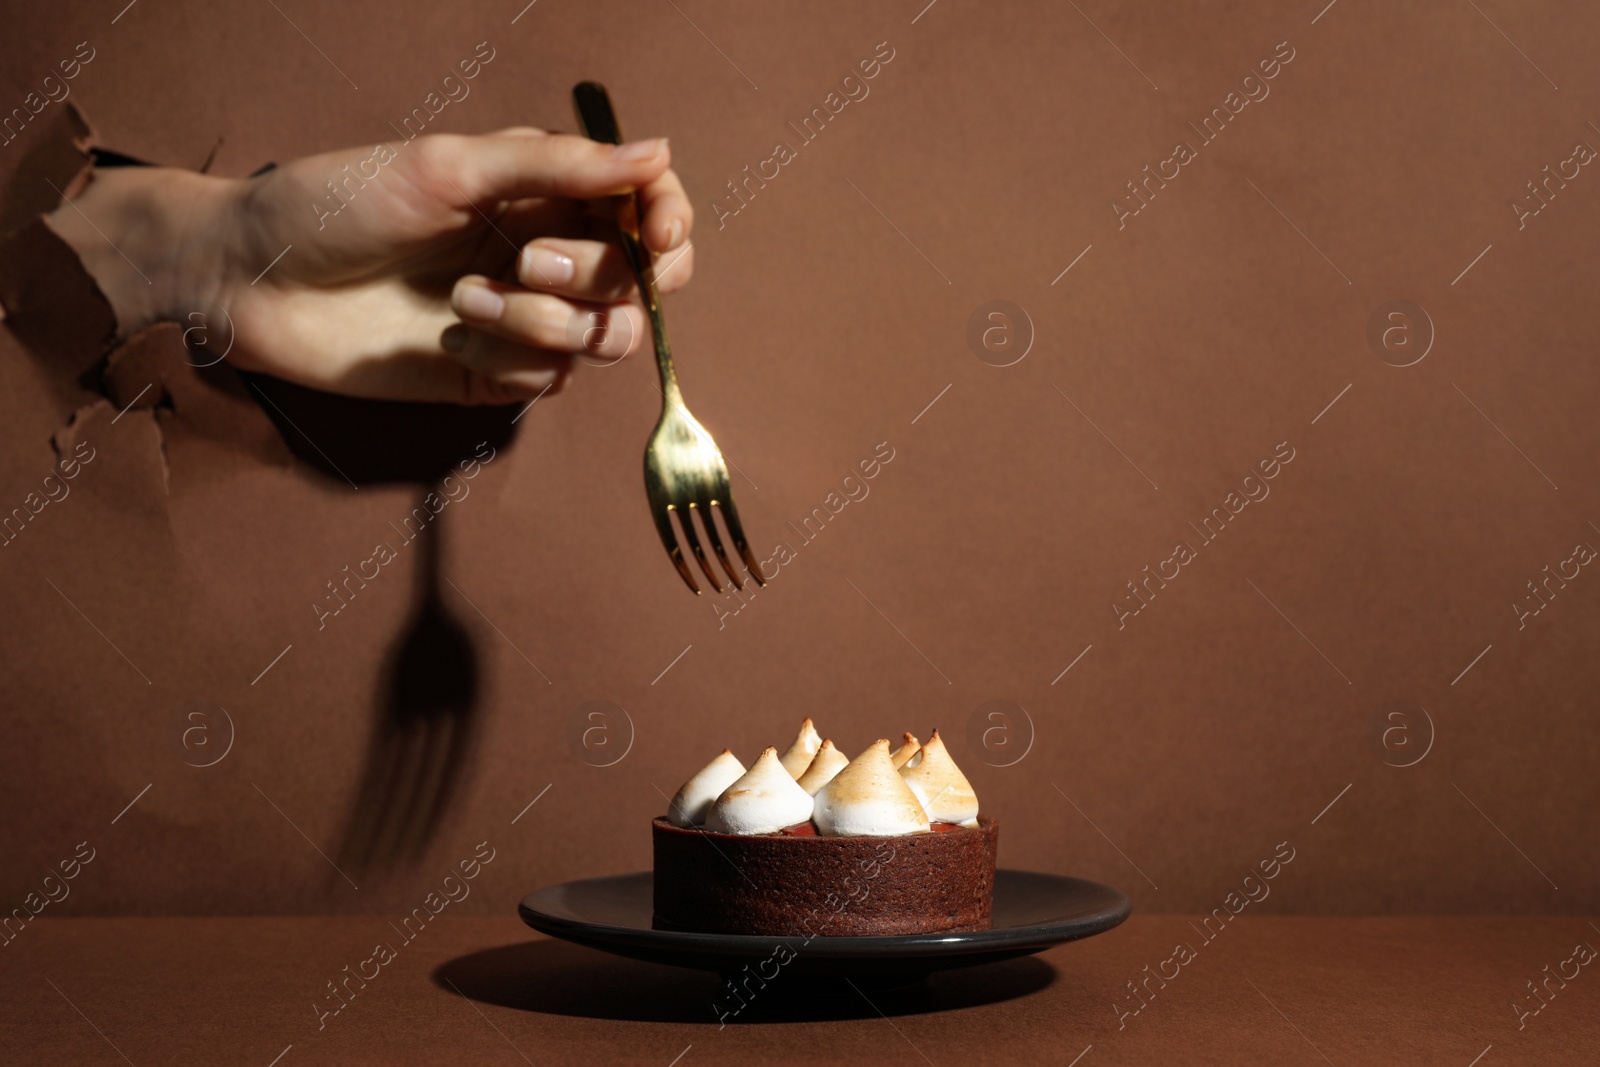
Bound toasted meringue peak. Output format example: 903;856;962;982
890;732;921;770
706;747;815;835
813;739;931;837
899;730;979;826
796;738;850;795
778;718;823;778
667;749;747;828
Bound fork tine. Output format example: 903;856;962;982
715;495;766;587
652;504;700;595
678;504;725;593
697;497;745;591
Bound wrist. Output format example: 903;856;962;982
45;165;240;339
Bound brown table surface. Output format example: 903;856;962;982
3;916;1595;1065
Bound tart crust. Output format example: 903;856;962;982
652;815;998;936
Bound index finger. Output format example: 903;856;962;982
638;166;693;253
437;131;672;205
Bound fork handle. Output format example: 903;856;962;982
572;81;681;403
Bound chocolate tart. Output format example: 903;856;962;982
652;816;998;936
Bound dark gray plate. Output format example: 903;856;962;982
519;869;1130;980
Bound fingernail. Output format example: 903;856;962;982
521;245;575;287
454;281;504;321
612;137;667;162
666;218;684;249
597;306;639;357
501;368;563;392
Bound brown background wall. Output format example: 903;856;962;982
1;0;1596;920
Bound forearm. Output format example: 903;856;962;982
44;165;239;338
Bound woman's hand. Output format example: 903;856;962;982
46;127;694;403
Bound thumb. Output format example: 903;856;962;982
435;130;671;204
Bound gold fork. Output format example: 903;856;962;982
572;81;764;595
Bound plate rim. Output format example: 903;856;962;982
518;868;1131;960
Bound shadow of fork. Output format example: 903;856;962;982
335;495;481;880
